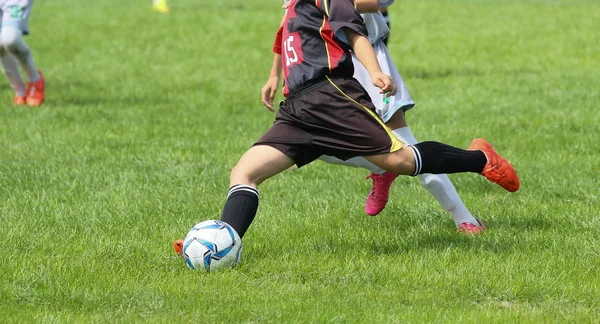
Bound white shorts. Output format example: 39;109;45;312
352;41;415;123
0;0;32;35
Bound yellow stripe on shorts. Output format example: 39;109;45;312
325;76;403;153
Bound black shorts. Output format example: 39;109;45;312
255;74;403;167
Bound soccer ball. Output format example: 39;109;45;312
182;220;242;272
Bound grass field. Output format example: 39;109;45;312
1;0;599;322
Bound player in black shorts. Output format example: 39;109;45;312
219;0;519;239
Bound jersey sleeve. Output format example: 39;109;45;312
320;0;367;40
379;0;394;7
273;25;283;54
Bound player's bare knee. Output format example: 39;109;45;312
229;163;262;187
389;149;416;175
230;164;249;185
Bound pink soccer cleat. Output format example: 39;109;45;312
457;219;486;235
365;172;399;216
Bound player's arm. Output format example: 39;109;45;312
261;22;285;112
262;53;282;112
355;0;380;13
344;28;397;96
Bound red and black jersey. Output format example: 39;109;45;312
273;0;367;96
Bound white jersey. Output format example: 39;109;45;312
0;0;33;35
362;12;389;44
352;41;414;122
362;0;394;44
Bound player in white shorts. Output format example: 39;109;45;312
0;0;44;106
262;0;485;234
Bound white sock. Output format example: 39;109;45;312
0;26;39;83
0;50;26;96
392;127;479;227
319;155;386;175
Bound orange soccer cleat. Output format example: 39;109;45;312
469;138;520;192
173;239;184;256
26;70;45;107
13;95;26;105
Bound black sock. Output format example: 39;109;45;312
411;141;486;175
220;185;259;238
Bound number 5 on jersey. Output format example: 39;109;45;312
284;35;299;67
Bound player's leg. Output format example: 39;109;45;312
0;47;26;104
319;155;386;175
0;1;44;106
321;74;517;190
364;139;519;193
386;110;484;232
0;8;26;104
221;145;295;238
176;146;294;254
349;41;414;215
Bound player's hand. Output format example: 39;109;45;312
261;76;280;112
371;72;397;97
282;1;291;9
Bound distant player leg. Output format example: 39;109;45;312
221;145;295;238
1;26;38;82
0;48;26;104
0;1;45;106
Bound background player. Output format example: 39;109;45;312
264;0;485;233
379;1;391;45
0;0;44;106
220;0;518;240
152;0;169;13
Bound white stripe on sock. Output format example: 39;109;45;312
227;184;259;199
410;145;422;176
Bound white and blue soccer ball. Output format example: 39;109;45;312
182;220;242;272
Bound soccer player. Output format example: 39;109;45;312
264;0;486;233
152;0;169;13
379;4;390;45
218;0;519;240
0;0;44;106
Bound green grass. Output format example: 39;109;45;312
1;0;599;322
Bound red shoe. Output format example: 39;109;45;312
26;70;45;107
173;239;184;256
457;219;486;235
365;172;398;216
468;138;520;192
13;95;26;105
